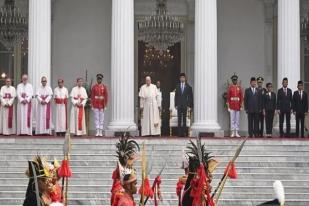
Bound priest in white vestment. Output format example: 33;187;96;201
36;77;53;135
16;74;33;135
0;78;16;135
54;79;69;136
139;76;161;136
70;78;88;136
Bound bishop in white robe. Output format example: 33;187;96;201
36;77;53;135
54;79;69;135
16;74;33;135
0;78;16;135
139;76;161;136
70;78;88;136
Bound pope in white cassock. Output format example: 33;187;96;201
54;79;69;136
0;78;16;135
70;78;88;136
36;76;53;135
16;74;33;135
139;76;161;136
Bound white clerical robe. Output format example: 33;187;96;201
70;86;88;136
36;86;53;135
0;86;16;135
16;83;33;135
139;84;161;136
54;86;69;133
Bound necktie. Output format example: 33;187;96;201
300;91;302;99
181;83;184;93
284;88;287;96
252;88;255;94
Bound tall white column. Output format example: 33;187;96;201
191;0;221;136
107;0;137;135
28;0;51;129
28;0;51;89
278;0;300;91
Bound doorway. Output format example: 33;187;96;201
138;41;181;136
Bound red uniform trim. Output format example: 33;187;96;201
91;84;108;109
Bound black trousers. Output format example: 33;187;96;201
265;110;275;135
296;112;305;137
177;107;187;136
248;113;259;137
279;111;291;137
258;112;264;136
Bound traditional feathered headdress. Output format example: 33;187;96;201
115;135;140;168
186;138;218;173
25;155;51;178
184;137;218;206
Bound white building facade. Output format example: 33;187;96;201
0;0;308;136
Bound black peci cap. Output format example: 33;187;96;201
231;73;238;81
96;74;104;79
257;77;264;82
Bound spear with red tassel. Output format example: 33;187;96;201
144;162;166;206
211;138;247;205
58;131;72;206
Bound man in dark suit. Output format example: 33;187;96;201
263;83;276;137
276;77;293;137
257;77;267;137
293;81;308;138
175;73;193;137
244;77;262;137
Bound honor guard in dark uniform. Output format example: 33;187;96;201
257;77;267;136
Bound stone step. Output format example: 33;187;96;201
0;171;308;180
1;137;308;144
0;198;308;206
0;160;307;168
1;184;307;193
1;153;309;162
1;189;308;199
1;178;307;187
0;137;308;206
1;166;308;174
3;148;309;155
1;143;309;149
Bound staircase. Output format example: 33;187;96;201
0;137;308;206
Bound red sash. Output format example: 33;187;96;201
55;98;67;104
41;95;51;129
55;98;68;130
74;97;84;131
3;93;13;129
27;103;31;128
